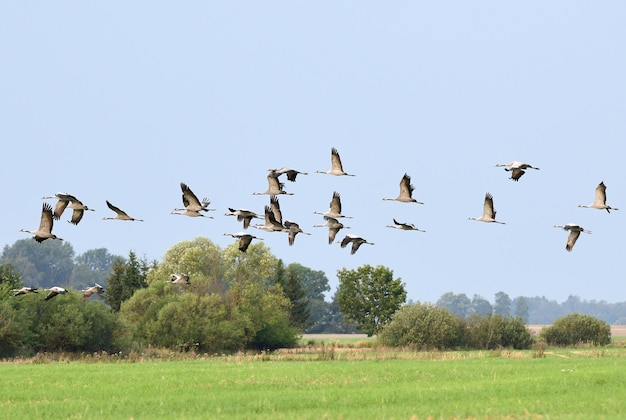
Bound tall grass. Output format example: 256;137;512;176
2;348;626;418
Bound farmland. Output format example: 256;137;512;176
2;340;626;419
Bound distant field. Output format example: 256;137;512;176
2;349;626;418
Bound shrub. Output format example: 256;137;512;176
377;302;463;350
465;315;533;350
540;313;611;346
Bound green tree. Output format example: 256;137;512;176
0;239;74;288
336;265;406;336
69;248;122;290
0;263;23;296
436;292;471;318
378;302;464;349
105;251;150;311
470;294;493;316
274;261;311;331
540;313;611;346
513;296;529;323
494;291;512;317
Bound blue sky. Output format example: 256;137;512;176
2;2;626;303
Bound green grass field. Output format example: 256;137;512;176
2;346;626;419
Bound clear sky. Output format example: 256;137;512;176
2;2;626;304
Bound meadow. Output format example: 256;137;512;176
2;342;626;419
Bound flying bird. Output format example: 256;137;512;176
468;193;506;224
172;182;215;216
284;220;311;246
386;218;426;232
577;181;619;213
224;208;263;229
253;205;288;232
103;200;144;221
223;232;264;253
313;191;352;219
339;234;375;255
82;283;105;300
169;274;190;285
313;216;350;245
554;224;591;251
43;193;94;225
269;196;284;226
12;287;38;296
44;286;68;301
253;173;294;196
382;173;424;204
315;147;355;176
269;167;308;182
495;161;540;181
20;202;64;242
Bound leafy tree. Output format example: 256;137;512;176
336;265;406;336
470;294;492;316
513;296;529;323
105;251;150;311
287;263;330;300
493;291;512;317
274;261;311;331
436;292;471;318
69;248;122;289
540;313;611;346
465;314;532;350
0;239;74;288
378;302;464;349
0;263;22;296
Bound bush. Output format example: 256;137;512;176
377;302;464;350
465;314;533;350
540;313;611;346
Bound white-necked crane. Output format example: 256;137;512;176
578;181;619;213
225;208;263;229
313;191;352;219
468;193;506;224
339;234;374;255
20;203;64;242
313;216;350;245
383;173;424;204
172;182;215;216
495;161;540;181
386;218;426;232
554;223;591;252
223;232;264;253
103;200;144;221
315;147;355;176
44;286;68;301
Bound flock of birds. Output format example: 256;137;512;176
16;148;620;280
11;284;104;301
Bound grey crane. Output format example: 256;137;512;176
382;173;424;204
578;181;619;213
253;205;288;232
313;191;352;219
253;173;294;196
103;200;144;221
268;167;308;182
169;274;191;285
339;234;375;255
495;161;540;181
284;220;311;246
44;286;68;301
20;202;64;242
82;283;105;300
12;287;38;296
223;232;264;253
172;182;215;217
225;208;263;229
468;193;506;224
386;218;426;232
554;223;591;252
315;147;355;176
313;216;350;245
43;192;94;225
